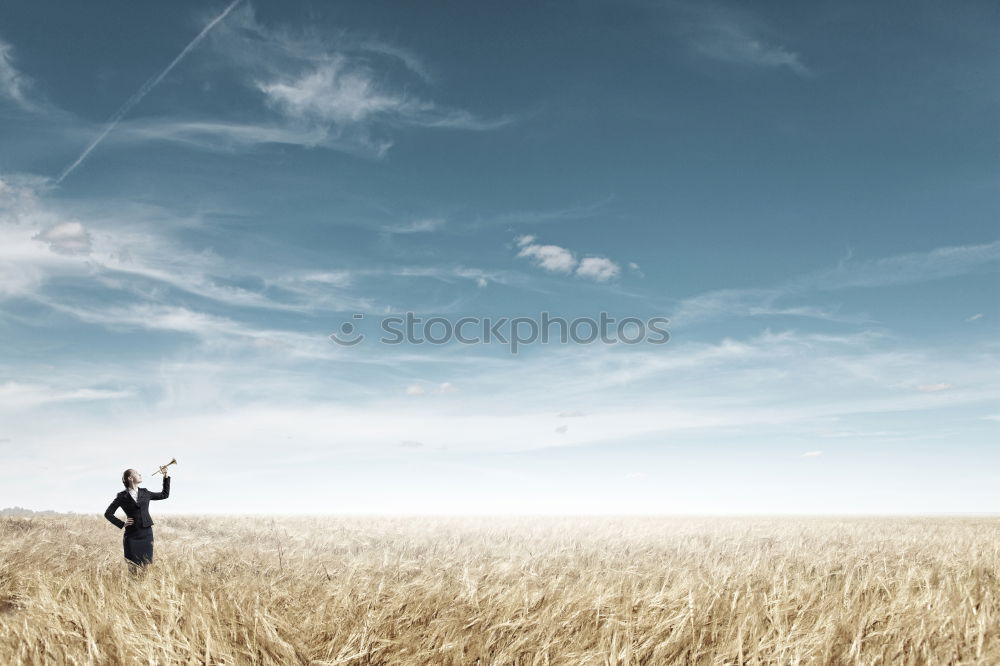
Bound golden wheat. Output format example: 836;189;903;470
0;515;996;664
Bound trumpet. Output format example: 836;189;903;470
152;457;177;476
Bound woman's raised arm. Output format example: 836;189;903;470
149;475;170;501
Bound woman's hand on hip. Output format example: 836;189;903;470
124;517;134;526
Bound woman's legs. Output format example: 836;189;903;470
123;527;154;572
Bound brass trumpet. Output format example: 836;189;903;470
152;457;177;476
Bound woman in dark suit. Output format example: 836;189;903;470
104;466;171;570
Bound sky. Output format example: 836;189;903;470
0;0;997;515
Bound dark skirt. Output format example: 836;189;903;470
123;526;154;565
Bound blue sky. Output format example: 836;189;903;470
0;0;997;514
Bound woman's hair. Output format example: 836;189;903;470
122;469;135;488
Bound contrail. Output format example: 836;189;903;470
56;0;242;184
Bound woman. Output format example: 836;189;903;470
103;466;171;570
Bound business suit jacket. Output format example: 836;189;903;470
104;477;170;529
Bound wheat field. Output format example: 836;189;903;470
0;515;996;665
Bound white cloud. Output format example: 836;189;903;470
517;241;577;273
801;451;822;458
32;221;92;255
405;384;426;395
514;235;623;281
966;313;984;322
554;424;568;434
576;256;621;282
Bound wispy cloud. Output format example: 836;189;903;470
799;241;1000;291
359;41;435;83
692;24;810;76
470;196;615;229
119;119;338;152
11;326;997;476
385;265;507;288
0;174;364;311
290;264;517;291
672;3;811;76
0;381;133;412
800;450;822;458
33;299;425;366
404;382;457;396
916;383;952;393
0;38;38;111
670;287;859;327
144;6;512;158
2;176;530;323
252;52;510;140
382;218;445;234
671;240;1000;326
258;58;410;124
